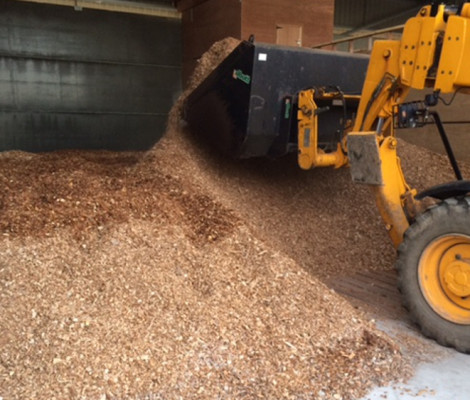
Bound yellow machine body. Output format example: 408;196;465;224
298;4;470;351
298;4;470;248
297;89;353;170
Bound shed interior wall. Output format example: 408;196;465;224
180;0;334;85
0;0;181;151
181;0;241;85
241;0;334;48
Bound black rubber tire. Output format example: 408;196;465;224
396;197;470;353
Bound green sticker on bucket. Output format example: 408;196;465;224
233;69;251;85
284;99;291;119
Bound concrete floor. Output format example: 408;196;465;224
329;270;470;400
361;319;470;400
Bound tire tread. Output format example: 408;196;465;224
396;196;470;353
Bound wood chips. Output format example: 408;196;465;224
1;38;468;399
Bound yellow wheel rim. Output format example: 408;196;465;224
419;234;470;325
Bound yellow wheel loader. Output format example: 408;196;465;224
184;3;470;353
348;3;470;353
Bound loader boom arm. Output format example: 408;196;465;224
347;3;470;247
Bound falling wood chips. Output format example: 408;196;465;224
1;38;469;400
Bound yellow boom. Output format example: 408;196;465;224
298;4;470;352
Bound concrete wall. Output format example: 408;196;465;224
0;0;181;152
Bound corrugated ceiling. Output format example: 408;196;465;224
334;0;423;30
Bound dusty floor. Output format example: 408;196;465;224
362;327;470;400
329;267;470;400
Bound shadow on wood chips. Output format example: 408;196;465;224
0;149;238;246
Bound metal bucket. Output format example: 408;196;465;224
184;41;369;158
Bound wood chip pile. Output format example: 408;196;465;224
1;38;468;400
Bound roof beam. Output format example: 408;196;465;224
175;0;209;12
15;0;181;18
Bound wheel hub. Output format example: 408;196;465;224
419;234;470;324
444;260;470;297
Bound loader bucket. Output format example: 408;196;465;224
183;41;369;158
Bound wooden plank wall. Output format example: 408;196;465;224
242;0;334;47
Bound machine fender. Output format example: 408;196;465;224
416;180;470;201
